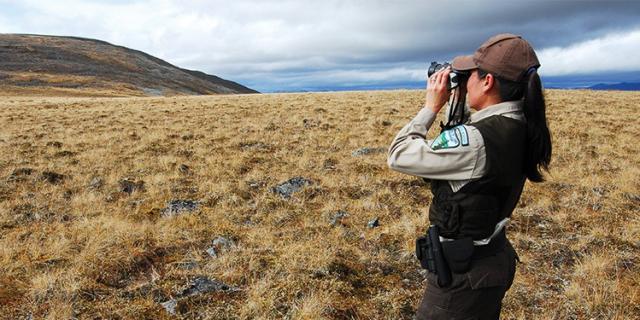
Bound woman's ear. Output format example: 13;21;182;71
483;73;497;94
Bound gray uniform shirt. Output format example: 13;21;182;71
388;100;525;192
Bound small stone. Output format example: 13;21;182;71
303;118;320;128
206;247;218;258
160;299;177;315
175;261;198;270
88;177;103;190
162;200;199;217
239;141;271;152
330;210;349;226
46;141;63;148
351;147;386;157
7;168;33;182
179;276;235;298
322;158;338;170
382;120;392;126
367;217;380;228
207;236;236;257
40;171;65;184
119;179;145;194
178;164;190;173
271;177;313;199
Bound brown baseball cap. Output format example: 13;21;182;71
452;33;540;82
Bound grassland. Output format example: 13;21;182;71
0;89;638;319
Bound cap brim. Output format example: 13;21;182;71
452;55;477;72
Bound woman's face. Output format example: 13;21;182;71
465;69;483;110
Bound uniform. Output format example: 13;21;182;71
388;100;525;319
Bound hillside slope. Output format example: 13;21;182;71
0;34;258;96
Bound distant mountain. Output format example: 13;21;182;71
588;82;640;91
0;34;258;96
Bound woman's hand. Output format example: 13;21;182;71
424;67;452;113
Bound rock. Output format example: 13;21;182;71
239;141;271;152
119;179;145;194
303;118;320;128
271;177;313;199
88;177;103;190
381;120;392;126
351;147;386;157
207;236;236;258
205;247;218;258
40;171;65;184
159;276;236;314
54;150;75;157
330;210;349;226
160;299;178;315
592;186;607;197
322;158;338;170
7;168;33;182
162;199;199;217
367;217;380;228
46;141;63;148
178;164;190;173
179;276;236;298
175;261;198;270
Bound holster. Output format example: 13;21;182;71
415;226;451;287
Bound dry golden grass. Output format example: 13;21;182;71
0;89;638;319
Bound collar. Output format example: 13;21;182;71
469;100;524;123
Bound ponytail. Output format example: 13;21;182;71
522;69;552;182
479;68;552;182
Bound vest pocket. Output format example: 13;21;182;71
430;201;461;238
441;237;474;273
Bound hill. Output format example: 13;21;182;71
588;82;640;91
0;34;258;96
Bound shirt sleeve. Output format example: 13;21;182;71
387;108;486;181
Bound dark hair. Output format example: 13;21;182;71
477;68;552;182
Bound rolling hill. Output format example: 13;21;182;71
0;34;258;96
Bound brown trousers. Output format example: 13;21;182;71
416;241;517;320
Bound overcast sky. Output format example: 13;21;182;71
1;0;640;92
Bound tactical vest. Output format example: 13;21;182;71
428;115;527;240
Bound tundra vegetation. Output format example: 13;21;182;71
0;90;638;319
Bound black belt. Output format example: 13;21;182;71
472;230;507;259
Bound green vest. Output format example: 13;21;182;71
428;115;527;240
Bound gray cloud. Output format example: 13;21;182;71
1;0;640;91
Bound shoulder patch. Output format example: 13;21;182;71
430;125;469;150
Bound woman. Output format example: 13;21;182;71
387;34;552;319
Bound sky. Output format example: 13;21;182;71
1;0;640;92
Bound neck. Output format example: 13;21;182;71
473;96;502;111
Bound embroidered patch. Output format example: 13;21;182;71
431;125;469;150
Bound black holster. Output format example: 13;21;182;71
416;225;451;287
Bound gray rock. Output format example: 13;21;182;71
239;141;271;152
271;177;313;199
7;168;33;182
119;179;145;194
206;247;218;258
88;177;103;190
160;299;177;315
162;199;199;217
40;171;65;184
351;147;386;157
367;217;380;228
330;210;349;226
178;164;190;173
46;141;63;148
179;276;236;298
159;276;236;314
207;236;236;258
